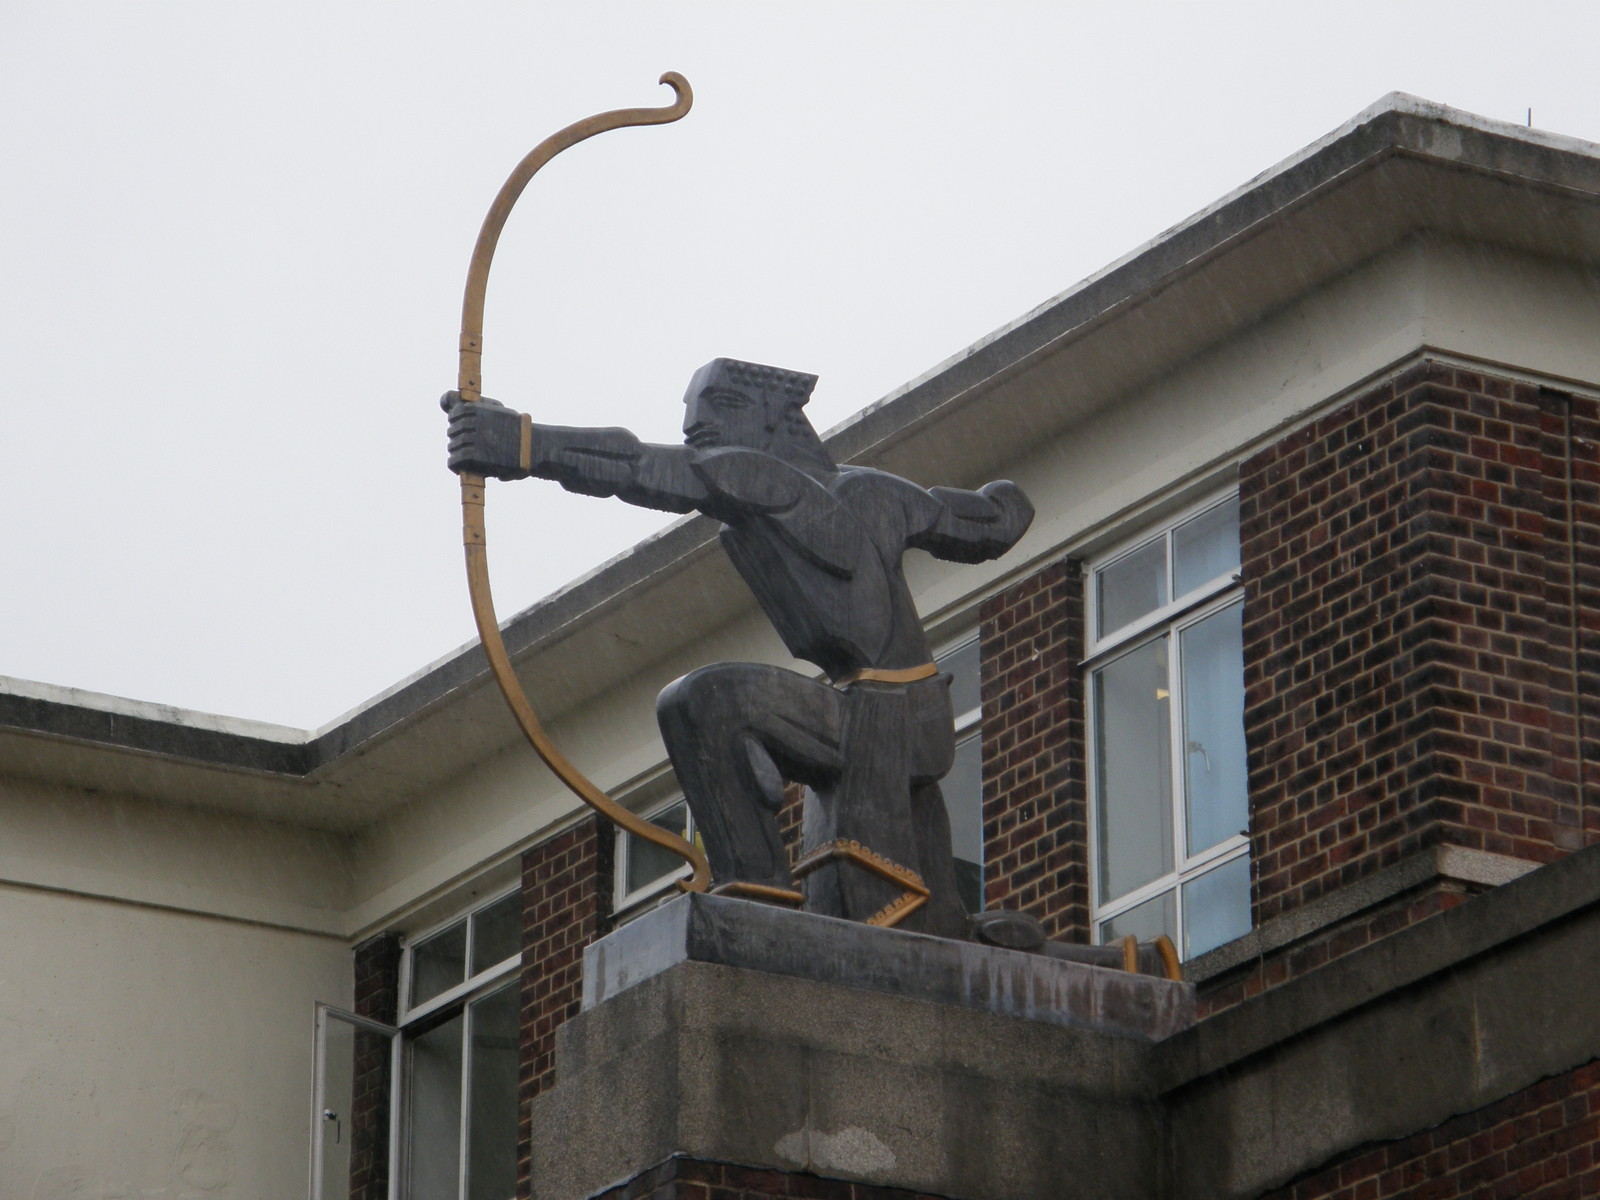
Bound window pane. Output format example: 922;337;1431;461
1094;638;1174;902
1098;538;1167;638
940;638;981;721
1173;496;1240;598
316;1017;359;1200
1182;855;1252;959
943;730;984;914
470;893;521;976
1181;602;1248;857
315;1014;401;1200
466;983;519;1200
1099;890;1175;945
406;1013;463;1200
410;920;468;1009
623;801;691;898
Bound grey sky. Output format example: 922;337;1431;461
2;1;1595;727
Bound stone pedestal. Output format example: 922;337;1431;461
532;895;1193;1200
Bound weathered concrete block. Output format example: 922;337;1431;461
538;957;1164;1200
583;893;1194;1041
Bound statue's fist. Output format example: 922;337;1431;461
978;480;1035;541
441;392;528;480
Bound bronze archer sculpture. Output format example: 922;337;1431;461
445;358;1033;938
441;74;1179;973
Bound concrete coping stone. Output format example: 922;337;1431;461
583;892;1195;1042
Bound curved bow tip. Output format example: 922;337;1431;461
658;71;694;115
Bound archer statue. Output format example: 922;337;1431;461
445;357;1033;938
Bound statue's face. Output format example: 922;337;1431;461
682;385;772;451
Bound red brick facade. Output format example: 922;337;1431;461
348;932;401;1200
1261;1057;1600;1200
517;817;613;1200
1240;364;1598;924
963;361;1600;1022
976;559;1090;942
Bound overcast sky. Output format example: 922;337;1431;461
2;2;1597;728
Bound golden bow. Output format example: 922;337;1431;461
454;73;711;893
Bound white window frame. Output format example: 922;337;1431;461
310;1003;401;1200
1084;489;1249;958
395;888;523;1200
612;795;697;914
397;889;521;1026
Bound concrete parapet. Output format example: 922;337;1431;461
583;893;1194;1040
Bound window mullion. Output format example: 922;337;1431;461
1171;630;1184;947
1169;623;1187;877
1096;870;1179;922
457;1002;474;1200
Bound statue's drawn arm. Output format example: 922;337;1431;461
903;479;1035;563
444;394;707;513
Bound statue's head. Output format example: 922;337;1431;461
681;358;835;471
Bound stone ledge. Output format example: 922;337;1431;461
1184;843;1538;982
584;892;1194;1042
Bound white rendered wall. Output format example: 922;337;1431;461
0;882;348;1200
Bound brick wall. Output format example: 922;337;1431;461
976;559;1089;942
518;817;613;1200
1261;1057;1600;1199
1240;363;1598;925
1194;880;1473;1019
348;932;402;1200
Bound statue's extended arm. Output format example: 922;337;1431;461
906;480;1035;563
443;393;707;513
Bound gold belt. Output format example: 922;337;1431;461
832;662;938;688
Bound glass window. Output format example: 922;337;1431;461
410;921;468;1010
407;893;521;1011
396;890;522;1200
1097;538;1167;637
614;798;696;912
311;1005;398;1200
937;636;985;916
1087;492;1250;961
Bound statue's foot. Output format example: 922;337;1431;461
970;909;1046;951
1041;934;1181;980
970;910;1181;981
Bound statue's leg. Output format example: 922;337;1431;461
656;663;843;891
907;781;971;938
803;676;969;937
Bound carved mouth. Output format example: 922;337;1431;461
686;428;721;449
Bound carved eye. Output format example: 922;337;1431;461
705;388;753;411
